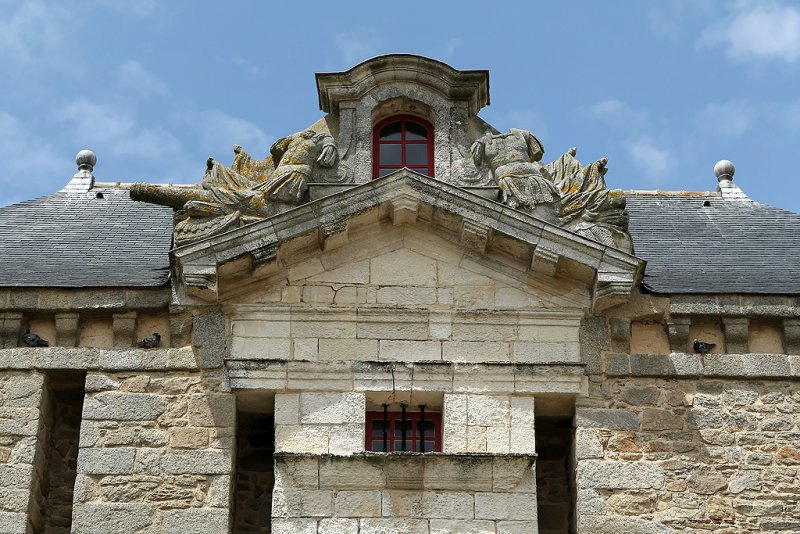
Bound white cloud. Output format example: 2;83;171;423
56;98;180;160
580;99;648;130
0;110;64;204
191;108;271;157
335;27;383;65
441;38;463;58
625;137;673;183
231;56;268;79
116;60;169;98
700;2;800;63
696;100;756;137
0;1;70;65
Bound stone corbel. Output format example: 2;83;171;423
530;246;560;277
783;318;800;355
112;311;137;348
54;312;80;347
666;316;691;353
592;270;637;312
459;219;492;253
182;263;218;302
390;194;419;225
722;317;749;354
0;312;23;348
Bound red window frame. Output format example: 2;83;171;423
366;408;442;452
372;114;435;179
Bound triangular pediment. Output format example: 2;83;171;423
172;170;644;311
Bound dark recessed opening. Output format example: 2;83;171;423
703;200;711;207
95;192;104;199
536;415;574;534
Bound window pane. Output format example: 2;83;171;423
394;420;413;434
420;440;436;452
405;121;428;140
380;144;402;165
379;121;402;140
406;144;428;166
393;439;413;451
371;440;387;452
418;420;435;438
378;168;395;177
372;420;388;437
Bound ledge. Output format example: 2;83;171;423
0;346;199;371
602;352;800;379
0;287;171;311
226;359;586;395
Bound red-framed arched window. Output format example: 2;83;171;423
372;115;434;179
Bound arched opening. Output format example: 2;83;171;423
372;114;434;179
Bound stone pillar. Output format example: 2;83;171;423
112;312;137;348
666;317;691;353
722;317;749;354
0;311;23;348
783;319;800;355
54;312;80;347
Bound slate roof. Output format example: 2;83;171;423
0;186;172;287
2;182;799;295
626;193;800;295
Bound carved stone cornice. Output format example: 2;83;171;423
171;170;644;308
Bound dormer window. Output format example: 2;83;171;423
373;115;434;179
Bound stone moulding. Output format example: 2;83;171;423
171;170;644;311
315;54;490;117
0;346;199;371
225;359;587;396
603;352;800;379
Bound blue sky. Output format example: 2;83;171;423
2;0;800;213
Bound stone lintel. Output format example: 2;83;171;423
603;352;799;380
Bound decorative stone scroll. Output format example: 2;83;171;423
131;129;342;245
468;129;632;252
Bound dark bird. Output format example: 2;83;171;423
693;339;716;354
137;332;161;349
22;329;48;347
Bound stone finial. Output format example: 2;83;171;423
76;149;97;172
714;159;751;202
61;149;97;192
713;160;735;183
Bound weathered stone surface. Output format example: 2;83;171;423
686;467;727;494
576;408;639;430
161;450;232;474
577;461;664;490
77;447;136;475
162;508;230;533
193;309;226;367
72;503;156;534
579;516;670;534
82;392;166;421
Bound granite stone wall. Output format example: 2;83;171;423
71;370;235;534
575;377;800;533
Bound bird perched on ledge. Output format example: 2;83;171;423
693;339;716;354
22;330;48;347
136;333;161;349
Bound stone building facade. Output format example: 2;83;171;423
1;55;799;533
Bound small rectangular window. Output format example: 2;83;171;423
366;405;442;452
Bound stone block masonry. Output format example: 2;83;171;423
272;453;538;533
575;376;800;533
72;370;235;534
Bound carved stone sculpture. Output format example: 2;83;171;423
131;129;338;245
470;129;632;252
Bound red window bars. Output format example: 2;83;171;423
372;115;434;179
366;405;442;452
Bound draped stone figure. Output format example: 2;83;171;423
469;129;632;252
130;129;338;245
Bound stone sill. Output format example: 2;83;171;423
0;346;199;371
276;451;537;460
603;352;800;379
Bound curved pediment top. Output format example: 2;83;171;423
316;54;490;116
